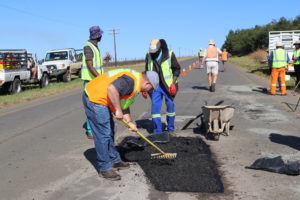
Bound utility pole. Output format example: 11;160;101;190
109;28;120;67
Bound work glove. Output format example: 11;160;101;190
292;57;296;61
141;91;148;99
169;84;177;96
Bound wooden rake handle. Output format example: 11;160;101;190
121;119;165;154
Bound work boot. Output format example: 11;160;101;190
211;83;216;92
99;170;121;181
208;85;212;92
113;162;130;170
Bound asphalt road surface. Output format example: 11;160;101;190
1;58;300;200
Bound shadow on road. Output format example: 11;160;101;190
269;133;300;151
84;148;98;172
192;86;208;90
252;87;268;94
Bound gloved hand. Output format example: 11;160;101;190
141;92;148;99
292;57;296;61
169;84;177;96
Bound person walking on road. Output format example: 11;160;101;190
292;40;300;88
221;49;229;72
82;69;159;180
81;26;105;139
198;48;204;67
201;40;222;92
269;41;289;95
145;39;181;134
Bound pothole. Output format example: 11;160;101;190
118;137;224;193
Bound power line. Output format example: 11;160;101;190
0;3;80;28
109;29;120;67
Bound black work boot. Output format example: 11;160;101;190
211;83;216;92
113;162;130;170
99;170;121;181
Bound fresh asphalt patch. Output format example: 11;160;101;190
118;137;224;193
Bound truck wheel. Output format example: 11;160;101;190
40;74;49;88
62;70;71;82
11;78;22;94
77;68;81;78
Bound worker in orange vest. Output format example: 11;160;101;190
221;49;229;72
201;40;222;92
83;69;159;180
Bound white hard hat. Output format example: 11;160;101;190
208;40;215;45
276;41;284;47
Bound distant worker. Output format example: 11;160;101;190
145;39;181;134
81;26;104;139
221;49;229;72
198;48;204;66
269;41;289;95
82;69;159;180
201;40;222;92
292;40;300;88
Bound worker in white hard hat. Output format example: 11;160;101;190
269;41;289;95
201;40;222;92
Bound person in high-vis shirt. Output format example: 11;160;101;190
269;41;289;95
221;49;229;72
81;26;104;139
292;40;300;87
83;69;159;181
145;39;181;134
198;48;204;65
202;40;222;92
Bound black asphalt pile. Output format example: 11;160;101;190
118;137;224;193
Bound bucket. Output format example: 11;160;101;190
285;74;290;81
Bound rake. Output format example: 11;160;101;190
121;119;177;159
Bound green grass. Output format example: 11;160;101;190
229;56;296;88
0;56;195;108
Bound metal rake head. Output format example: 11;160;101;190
151;153;177;159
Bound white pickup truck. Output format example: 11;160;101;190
42;48;82;82
0;49;50;94
269;30;300;73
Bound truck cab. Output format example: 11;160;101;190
0;49;50;94
42;48;77;82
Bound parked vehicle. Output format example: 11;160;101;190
269;30;300;73
42;48;82;82
0;49;50;94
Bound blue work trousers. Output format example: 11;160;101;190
83;81;92;135
82;92;122;172
151;85;175;133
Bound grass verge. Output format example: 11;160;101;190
229;56;296;88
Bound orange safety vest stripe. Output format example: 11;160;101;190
85;71;141;111
206;46;217;58
221;51;228;61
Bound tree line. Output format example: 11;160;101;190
222;16;300;56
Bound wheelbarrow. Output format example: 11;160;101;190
201;105;235;140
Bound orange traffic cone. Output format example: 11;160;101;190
182;68;187;76
188;65;192;71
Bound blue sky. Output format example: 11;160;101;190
0;0;299;61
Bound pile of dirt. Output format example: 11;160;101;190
118;137;224;193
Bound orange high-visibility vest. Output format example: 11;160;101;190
85;70;142;112
221;51;228;61
206;46;217;58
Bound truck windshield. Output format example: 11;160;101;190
45;51;68;61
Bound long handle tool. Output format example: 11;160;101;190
121;119;177;159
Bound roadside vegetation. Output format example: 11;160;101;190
0;56;194;108
222;16;300;56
